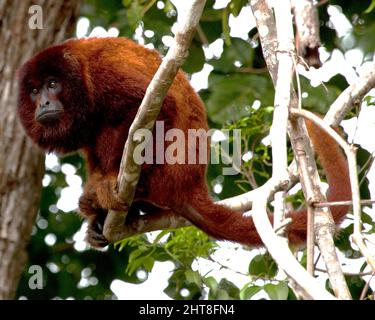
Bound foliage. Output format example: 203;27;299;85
17;0;375;300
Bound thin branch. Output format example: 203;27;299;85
196;24;209;46
315;268;375;277
250;0;352;300
325;61;375;126
314;199;375;207
306;205;315;275
360;273;374;300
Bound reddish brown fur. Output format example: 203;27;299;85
17;37;351;248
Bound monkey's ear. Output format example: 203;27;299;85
63;51;81;70
62;50;95;106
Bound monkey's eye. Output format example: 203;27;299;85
48;80;58;88
31;88;39;95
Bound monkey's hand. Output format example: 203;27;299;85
79;173;127;248
94;174;127;212
80;173;127;213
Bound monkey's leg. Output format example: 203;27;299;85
79;188;110;248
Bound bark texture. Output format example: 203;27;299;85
0;0;81;299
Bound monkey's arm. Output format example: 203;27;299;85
79;172;126;218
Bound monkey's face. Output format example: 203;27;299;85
17;46;94;153
30;78;64;125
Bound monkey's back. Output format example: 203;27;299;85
65;37;208;133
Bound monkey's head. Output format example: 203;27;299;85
17;44;95;153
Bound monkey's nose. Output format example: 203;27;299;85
40;101;50;109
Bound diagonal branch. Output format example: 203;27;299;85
325;61;375;126
103;0;207;242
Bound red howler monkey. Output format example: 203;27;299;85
17;37;351;248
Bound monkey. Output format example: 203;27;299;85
17;37;351;248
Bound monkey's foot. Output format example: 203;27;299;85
86;220;109;248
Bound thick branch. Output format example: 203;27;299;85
250;0;278;85
288;105;352;299
252;0;351;299
291;0;322;68
250;0;335;300
271;0;294;243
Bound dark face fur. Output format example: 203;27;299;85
17;45;94;153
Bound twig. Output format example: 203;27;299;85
314;199;375;207
307;205;315;275
196;24;209;46
315;268;374;277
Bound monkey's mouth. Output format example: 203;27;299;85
36;110;63;124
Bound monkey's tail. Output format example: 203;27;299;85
177;119;352;247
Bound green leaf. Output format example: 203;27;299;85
128;248;146;262
122;0;132;6
127;1;143;29
210;38;254;72
229;0;248;17
217;279;240;299
203;276;218;291
183;42;205;73
143;257;155;272
240;284;262;300
249;253;278;278
206;73;273;123
215;289;230;300
299;77;341;114
185;269;202;287
264;282;289;300
365;0;375;14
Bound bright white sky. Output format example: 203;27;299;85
41;0;375;299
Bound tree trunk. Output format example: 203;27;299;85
0;0;81;299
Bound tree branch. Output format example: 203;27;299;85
103;0;207;242
251;0;352;299
291;109;375;272
325;61;375;126
249;0;340;300
291;0;322;68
